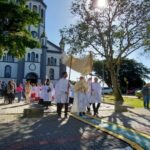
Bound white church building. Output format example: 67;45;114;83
0;0;66;84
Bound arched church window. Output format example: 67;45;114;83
35;54;39;62
47;58;50;65
31;31;37;38
7;54;14;62
3;54;7;61
4;65;11;78
31;52;35;62
59;59;61;65
27;53;30;61
41;9;44;22
33;5;37;12
49;68;54;80
41;39;45;46
54;58;57;66
50;57;54;65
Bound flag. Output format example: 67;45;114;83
61;52;93;75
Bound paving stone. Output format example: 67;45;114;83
0;115;129;150
0;99;149;150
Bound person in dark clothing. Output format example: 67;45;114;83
7;80;16;104
141;83;150;109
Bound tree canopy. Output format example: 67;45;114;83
60;0;150;102
0;0;41;58
93;59;150;92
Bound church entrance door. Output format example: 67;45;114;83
26;73;38;84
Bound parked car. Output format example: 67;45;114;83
127;88;137;95
102;87;113;94
135;90;142;99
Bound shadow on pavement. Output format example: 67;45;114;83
0;114;129;150
102;110;150;135
1;104;28;109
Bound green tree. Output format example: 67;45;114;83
93;60;112;87
93;59;150;93
60;0;150;108
0;0;41;58
119;59;150;93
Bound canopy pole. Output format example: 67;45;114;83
67;54;73;103
89;51;93;96
68;54;73;83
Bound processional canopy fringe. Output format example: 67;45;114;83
61;52;93;75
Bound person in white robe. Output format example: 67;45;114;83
41;80;54;109
25;81;32;103
38;83;44;105
55;72;70;119
31;83;36;101
45;79;54;102
71;76;88;116
91;77;102;116
34;83;42;100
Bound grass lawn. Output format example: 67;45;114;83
103;95;143;108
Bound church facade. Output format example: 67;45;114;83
0;0;65;84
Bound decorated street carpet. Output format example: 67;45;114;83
70;113;150;150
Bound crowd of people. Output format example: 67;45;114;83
0;72;103;119
1;72;149;120
0;79;54;105
53;72;103;119
0;80;17;104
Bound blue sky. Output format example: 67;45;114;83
45;0;73;45
44;0;150;81
45;0;81;80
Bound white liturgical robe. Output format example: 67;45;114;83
71;79;88;113
91;82;102;103
87;80;92;103
41;83;53;102
55;78;69;103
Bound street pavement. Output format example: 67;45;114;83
0;97;149;150
0;98;149;134
0;115;131;150
98;106;150;135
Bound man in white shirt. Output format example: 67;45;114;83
91;77;102;116
55;72;69;119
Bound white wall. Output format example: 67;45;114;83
24;62;41;78
46;66;60;80
0;62;18;83
46;53;61;65
0;62;18;78
47;44;61;52
25;48;42;61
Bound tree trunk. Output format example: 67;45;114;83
109;66;125;112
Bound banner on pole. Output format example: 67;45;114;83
61;52;93;75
